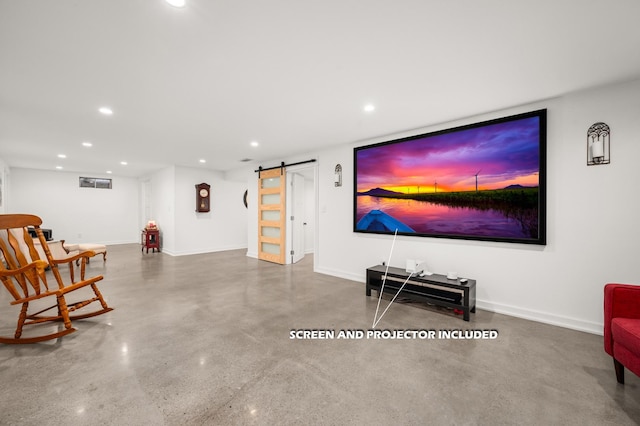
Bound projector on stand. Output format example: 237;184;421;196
405;259;433;276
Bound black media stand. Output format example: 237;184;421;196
366;265;476;321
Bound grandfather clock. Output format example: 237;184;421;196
195;183;210;212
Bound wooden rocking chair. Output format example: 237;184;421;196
0;214;113;344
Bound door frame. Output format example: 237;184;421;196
284;163;317;265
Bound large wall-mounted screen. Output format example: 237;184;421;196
354;109;547;245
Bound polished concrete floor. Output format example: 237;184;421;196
0;244;639;425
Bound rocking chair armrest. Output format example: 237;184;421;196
58;274;103;293
49;250;97;266
0;259;48;277
10;287;64;305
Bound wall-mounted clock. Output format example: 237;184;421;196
195;183;210;212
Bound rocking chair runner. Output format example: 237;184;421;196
0;214;113;344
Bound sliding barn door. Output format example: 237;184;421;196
258;168;286;264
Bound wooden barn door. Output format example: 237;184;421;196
258;168;286;264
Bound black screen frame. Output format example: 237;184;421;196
353;109;547;245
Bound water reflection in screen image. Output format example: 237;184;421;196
356;195;538;239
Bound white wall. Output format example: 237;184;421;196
148;166;176;251
0;158;8;214
5;164;248;256
148;165;248;256
8;168;139;244
304;175;315;253
247;173;259;258
249;78;640;335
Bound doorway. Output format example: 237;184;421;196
285;165;316;265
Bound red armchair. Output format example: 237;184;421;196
604;283;640;384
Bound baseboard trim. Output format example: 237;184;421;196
245;251;313;260
71;239;139;246
476;300;603;335
164;245;248;257
314;266;362;283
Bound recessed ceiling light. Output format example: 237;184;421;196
99;107;113;115
57;154;67;159
250;141;259;147
120;161;127;165
199;159;206;163
364;104;375;112
166;0;185;7
55;166;63;170
82;141;92;147
106;170;112;174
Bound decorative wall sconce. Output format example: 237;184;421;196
587;122;610;166
334;164;342;187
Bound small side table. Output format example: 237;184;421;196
141;228;160;253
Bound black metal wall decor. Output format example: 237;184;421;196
587;122;610;166
334;164;342;187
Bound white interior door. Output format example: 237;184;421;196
290;172;305;264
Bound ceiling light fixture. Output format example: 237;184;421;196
364;104;375;112
99;107;113;115
250;141;259;147
55;166;63;170
57;154;67;158
120;161;128;165
166;0;186;7
82;141;92;147
199;159;206;163
106;171;112;174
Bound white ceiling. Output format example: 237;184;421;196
1;0;640;178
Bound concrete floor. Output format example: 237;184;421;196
0;244;639;425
